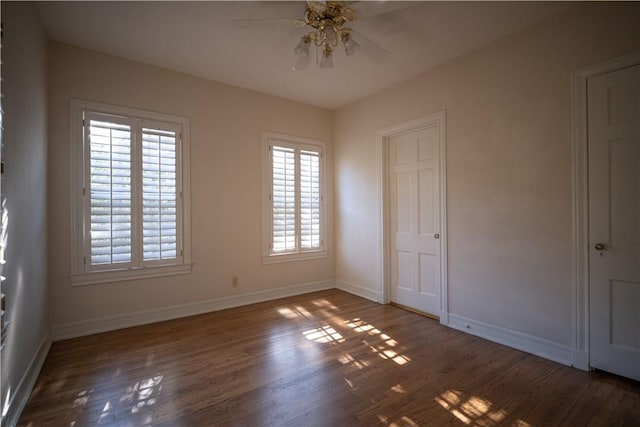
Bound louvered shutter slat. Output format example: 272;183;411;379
88;120;132;265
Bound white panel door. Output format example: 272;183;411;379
588;64;640;381
390;126;441;316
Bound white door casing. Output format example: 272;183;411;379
379;112;447;321
587;64;640;381
572;50;640;372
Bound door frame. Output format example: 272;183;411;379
377;111;449;324
571;50;640;371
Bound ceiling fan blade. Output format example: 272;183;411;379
348;1;413;19
350;29;391;64
231;18;305;29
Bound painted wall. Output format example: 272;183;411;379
47;43;334;328
334;2;640;348
0;2;50;423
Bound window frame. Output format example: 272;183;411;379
262;131;327;264
70;99;192;286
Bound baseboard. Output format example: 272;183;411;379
4;331;52;427
52;280;335;341
335;280;382;303
572;349;589;371
448;313;574;367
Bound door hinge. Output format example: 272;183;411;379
180;249;183;257
83;188;86;196
83;257;86;265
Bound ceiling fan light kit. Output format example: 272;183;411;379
232;0;391;71
293;1;361;70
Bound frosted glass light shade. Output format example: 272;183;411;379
320;47;333;69
342;33;360;56
294;36;310;57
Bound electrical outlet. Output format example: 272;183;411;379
232;276;239;287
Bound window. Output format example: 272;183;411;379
263;132;326;263
71;100;191;285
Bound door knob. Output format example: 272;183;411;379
594;243;607;251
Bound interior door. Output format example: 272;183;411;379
588;64;640;381
389;125;441;317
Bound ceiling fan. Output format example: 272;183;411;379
231;1;395;70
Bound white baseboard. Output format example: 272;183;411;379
572;349;589;371
52;280;335;341
448;313;574;367
4;332;52;427
335;280;382;303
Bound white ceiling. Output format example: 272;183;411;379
35;1;573;110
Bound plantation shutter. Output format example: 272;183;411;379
87;118;132;266
300;149;321;249
271;145;296;252
73;102;190;283
142;126;178;261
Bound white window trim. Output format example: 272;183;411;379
70;99;192;286
262;131;327;264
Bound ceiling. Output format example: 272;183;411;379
35;1;574;110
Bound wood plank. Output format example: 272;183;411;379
17;290;640;426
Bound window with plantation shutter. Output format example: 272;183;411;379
71;101;191;285
263;132;326;263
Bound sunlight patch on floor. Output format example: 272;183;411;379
277;305;314;319
379;415;419;427
73;389;92;408
303;325;345;343
378;348;411;365
318;309;346;325
294;305;312;317
337;352;370;370
390;384;406;394
395;416;420;427
347;318;411;366
118;374;163;418
346;318;376;333
435;389;508;426
98;400;114;424
311;298;338;310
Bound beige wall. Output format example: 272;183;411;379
334;2;640;346
48;43;334;327
1;2;50;423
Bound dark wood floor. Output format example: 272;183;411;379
18;290;640;426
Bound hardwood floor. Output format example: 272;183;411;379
18;290;640;426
